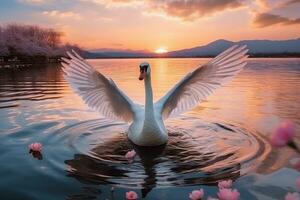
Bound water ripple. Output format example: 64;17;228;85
57;117;271;190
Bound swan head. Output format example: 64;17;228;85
139;62;150;81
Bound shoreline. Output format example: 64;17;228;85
84;56;300;59
1;52;300;63
1;56;300;68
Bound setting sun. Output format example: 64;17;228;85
155;47;168;54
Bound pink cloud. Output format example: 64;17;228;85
253;12;300;27
148;0;245;21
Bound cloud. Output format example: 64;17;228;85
147;0;245;21
80;0;141;7
83;0;135;2
279;0;300;7
255;0;269;8
85;0;246;21
19;0;45;3
110;0;136;2
42;10;82;20
253;12;300;27
254;0;300;9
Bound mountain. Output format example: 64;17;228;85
87;38;300;58
166;39;234;57
166;38;300;57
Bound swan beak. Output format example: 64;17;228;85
139;71;145;80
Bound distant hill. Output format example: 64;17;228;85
87;38;300;58
166;38;300;57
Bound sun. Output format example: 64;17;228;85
155;47;168;54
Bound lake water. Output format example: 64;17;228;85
0;58;299;200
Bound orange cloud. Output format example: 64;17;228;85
152;0;243;20
148;0;246;21
253;12;300;28
94;0;246;21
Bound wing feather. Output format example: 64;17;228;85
62;50;137;122
155;45;248;119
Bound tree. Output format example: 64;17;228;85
0;24;82;59
0;26;9;56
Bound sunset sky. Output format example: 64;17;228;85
0;0;300;52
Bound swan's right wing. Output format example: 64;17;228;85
155;45;248;119
61;50;138;122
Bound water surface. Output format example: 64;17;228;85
0;58;299;199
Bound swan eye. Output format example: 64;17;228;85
139;64;148;73
144;65;148;72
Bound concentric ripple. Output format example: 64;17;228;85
61;117;270;189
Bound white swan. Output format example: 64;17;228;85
61;45;248;146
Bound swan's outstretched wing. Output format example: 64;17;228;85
155;45;248;119
61;50;137;122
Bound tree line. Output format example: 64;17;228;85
0;24;83;62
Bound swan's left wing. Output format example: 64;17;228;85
61;50;137;122
155;45;248;119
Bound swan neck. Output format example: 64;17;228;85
144;75;154;116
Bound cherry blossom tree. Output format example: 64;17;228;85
0;26;9;56
0;24;82;58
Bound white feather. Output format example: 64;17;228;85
62;45;248;146
155;45;248;119
62;51;138;122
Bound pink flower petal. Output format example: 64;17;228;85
125;150;136;160
270;121;295;147
28;143;34;149
126;191;138;200
285;192;300;200
218;180;233;189
189;189;204;200
29;142;42;152
217;188;240;200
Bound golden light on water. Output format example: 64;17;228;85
155;47;168;54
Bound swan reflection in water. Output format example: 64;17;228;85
64;123;253;198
